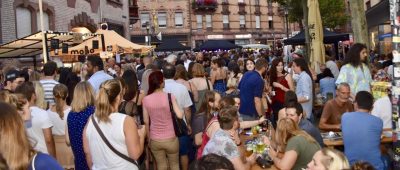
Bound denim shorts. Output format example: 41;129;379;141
178;135;190;155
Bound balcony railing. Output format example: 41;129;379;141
129;5;139;24
192;0;218;12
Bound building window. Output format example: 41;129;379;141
255;15;260;29
158;12;167;28
16;7;32;38
140;13;150;28
36;12;50;31
175;12;183;27
255;0;260;5
196;15;202;29
206;15;212;28
239;15;245;28
223;15;229;29
268;16;273;29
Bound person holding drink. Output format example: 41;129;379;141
264;118;320;170
203;106;257;170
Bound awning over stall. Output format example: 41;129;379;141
52;29;153;56
0;31;97;58
283;29;349;45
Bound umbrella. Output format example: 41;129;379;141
199;40;240;51
154;39;191;52
283;29;349;45
308;0;325;73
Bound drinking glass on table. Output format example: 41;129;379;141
245;144;254;157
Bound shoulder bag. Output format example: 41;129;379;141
91;115;139;167
168;93;188;137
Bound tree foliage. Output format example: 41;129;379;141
274;0;349;29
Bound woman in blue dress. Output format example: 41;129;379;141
66;82;95;170
210;58;227;95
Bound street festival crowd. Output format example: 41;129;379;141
0;43;396;170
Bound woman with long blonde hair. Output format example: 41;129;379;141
47;84;74;168
307;148;350;170
66;82;95;170
83;79;146;169
264;118;320;170
0;102;62;170
33;81;48;110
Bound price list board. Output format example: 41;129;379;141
390;0;400;168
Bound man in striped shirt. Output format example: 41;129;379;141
40;61;59;105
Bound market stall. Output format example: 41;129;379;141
51;29;152;58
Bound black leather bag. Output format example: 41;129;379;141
167;93;188;137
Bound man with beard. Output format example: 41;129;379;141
87;56;113;93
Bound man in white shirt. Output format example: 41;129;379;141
40;61;59;104
162;63;193;170
87;56;113;93
325;56;339;79
182;54;192;71
15;82;55;158
371;95;392;129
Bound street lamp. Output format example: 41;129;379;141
284;7;289;38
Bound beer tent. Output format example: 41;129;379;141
51;29;152;57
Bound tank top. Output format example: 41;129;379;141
273;75;289;104
196;116;218;159
85;113;138;170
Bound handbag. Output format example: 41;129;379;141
91;115;139;167
167;93;188;137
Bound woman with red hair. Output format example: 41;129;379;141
142;71;184;170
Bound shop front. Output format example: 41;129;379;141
366;0;391;54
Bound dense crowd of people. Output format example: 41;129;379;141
0;42;394;170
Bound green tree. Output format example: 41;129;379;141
349;0;369;49
274;0;349;29
319;0;349;29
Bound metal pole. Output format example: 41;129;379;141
38;0;47;63
188;0;192;48
285;13;289;38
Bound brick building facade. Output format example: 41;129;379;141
0;0;131;44
190;0;296;48
130;0;299;48
130;0;190;46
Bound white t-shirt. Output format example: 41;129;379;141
26;106;53;154
325;60;340;79
47;107;71;135
371;96;392;129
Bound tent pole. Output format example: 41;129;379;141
38;0;47;63
33;56;37;70
44;33;49;61
101;34;106;52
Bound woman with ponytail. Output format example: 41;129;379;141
47;84;74;168
83;79;146;170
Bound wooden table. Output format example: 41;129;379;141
323;132;393;149
240;134;278;170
